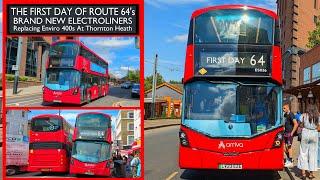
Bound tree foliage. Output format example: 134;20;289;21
127;70;140;82
169;80;182;84
144;73;165;91
307;22;320;48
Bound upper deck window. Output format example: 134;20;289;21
194;9;274;45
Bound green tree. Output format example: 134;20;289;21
127;70;140;82
144;73;165;91
169;80;182;84
307;22;320;48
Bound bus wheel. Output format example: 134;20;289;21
6;166;18;176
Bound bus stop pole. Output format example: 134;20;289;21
13;37;23;95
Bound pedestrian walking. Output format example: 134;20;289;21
283;104;299;167
297;107;320;180
130;152;141;178
123;156;132;177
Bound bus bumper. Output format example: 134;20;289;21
179;146;283;170
69;159;112;177
43;87;82;104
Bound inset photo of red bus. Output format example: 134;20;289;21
5;36;140;107
5;109;141;178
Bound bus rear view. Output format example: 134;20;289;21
179;5;283;170
28;115;72;173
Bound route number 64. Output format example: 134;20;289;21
250;55;265;66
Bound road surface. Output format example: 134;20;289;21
6;86;139;107
145;126;291;180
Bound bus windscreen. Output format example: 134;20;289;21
194;9;274;45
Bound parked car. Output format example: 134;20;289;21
121;81;132;89
131;83;140;98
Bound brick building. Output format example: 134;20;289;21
285;45;320;112
144;82;182;119
277;0;320;111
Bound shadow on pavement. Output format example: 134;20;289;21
180;170;282;180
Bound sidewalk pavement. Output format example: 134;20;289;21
6;85;43;97
144;119;180;130
115;100;139;107
286;137;320;179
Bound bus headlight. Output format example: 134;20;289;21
179;130;189;147
273;131;283;148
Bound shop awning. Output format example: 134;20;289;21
284;79;320;98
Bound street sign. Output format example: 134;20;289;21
12;65;18;71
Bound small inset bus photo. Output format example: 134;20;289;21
5;36;141;107
5;109;142;178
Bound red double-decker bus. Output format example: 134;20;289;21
70;112;113;176
179;5;284;170
28;114;72;173
43;40;109;104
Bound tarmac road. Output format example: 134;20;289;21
145;126;291;180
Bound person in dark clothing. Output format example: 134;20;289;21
283;104;299;167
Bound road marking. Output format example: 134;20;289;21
6;92;42;99
7;98;43;106
112;101;120;107
166;171;178;180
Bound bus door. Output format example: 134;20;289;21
80;72;88;102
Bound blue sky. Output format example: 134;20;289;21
28;110;119;132
80;37;139;78
144;0;277;81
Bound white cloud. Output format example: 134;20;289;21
57;113;78;126
128;55;140;61
0;12;2;24
97;51;116;64
120;66;136;71
93;37;134;48
112;70;124;78
166;34;188;43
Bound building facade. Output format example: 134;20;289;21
144;82;182;119
115;110;135;149
6;110;29;137
286;45;320;113
5;36;78;81
6;37;52;80
133;109;141;146
277;0;320;111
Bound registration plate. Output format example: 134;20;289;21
41;168;51;172
53;100;61;103
218;164;242;169
85;171;94;175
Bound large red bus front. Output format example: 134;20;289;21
28;115;72;173
70;112;113;176
43;40;109;104
179;5;284;170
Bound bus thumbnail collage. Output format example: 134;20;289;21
6;108;141;178
4;33;142;179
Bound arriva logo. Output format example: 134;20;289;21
53;91;62;95
218;141;244;149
